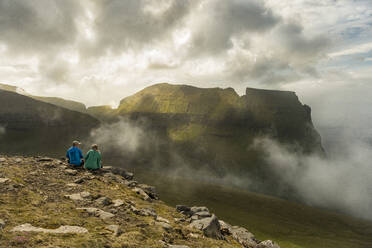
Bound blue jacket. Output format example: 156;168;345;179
66;146;83;166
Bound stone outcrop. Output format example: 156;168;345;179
11;223;88;234
177;205;280;248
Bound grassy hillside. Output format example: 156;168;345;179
0;90;99;155
143;174;372;248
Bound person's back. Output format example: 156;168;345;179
84;144;102;170
66;141;84;167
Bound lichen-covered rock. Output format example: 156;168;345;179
230;226;257;248
77;207;115;220
95;196;112;206
189;214;223;240
11;223;88;234
106;224;122;237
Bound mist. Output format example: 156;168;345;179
254;137;372;220
0;125;5;136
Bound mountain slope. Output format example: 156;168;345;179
0;155;281;248
0;90;99;155
0;83;87;113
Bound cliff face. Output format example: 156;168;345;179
104;83;324;180
116;83;322;153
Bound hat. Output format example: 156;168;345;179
72;140;81;146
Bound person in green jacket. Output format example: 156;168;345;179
84;144;102;170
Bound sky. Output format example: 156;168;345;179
0;0;371;142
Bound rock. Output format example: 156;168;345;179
66;183;79;187
77;208;115;220
0;219;5;229
124;180;137;187
11;223;88;234
65;169;78;176
0;178;10;183
37;157;53;162
230;226;257;248
168;245;190;248
0;158;6;162
257;240;280;248
189;214;223;240
190;206;209;215
15;158;22;163
101;166;113;172
95;197;112;206
155;221;172;232
176;205;191;212
110;167;134;180
65;191;91;201
156;216;170;224
138;184;158;199
132;187;151;201
80;191;91;198
106;225;122;237
74;178;85;184
130;206;157;217
113;199;124;207
218;220;232;235
193;211;211;219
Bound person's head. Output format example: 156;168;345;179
91;144;98;151
72;140;81;147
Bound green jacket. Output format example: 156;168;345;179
84;149;102;170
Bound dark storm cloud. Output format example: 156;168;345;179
0;0;83;55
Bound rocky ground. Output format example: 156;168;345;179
0;155;280;248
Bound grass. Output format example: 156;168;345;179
136;173;372;248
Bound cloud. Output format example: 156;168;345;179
186;0;280;56
0;0;84;55
254;136;372;220
89;0;193;55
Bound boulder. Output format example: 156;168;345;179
230;226;257;248
65;191;91;201
77;208;114;220
156;216;170;224
113;199;124;207
130;206;157;217
0;178;10;183
189;214;223;240
95;197;112;206
190;206;209;215
124;180;138;187
11;223;88;234
106;224;122;237
176;205;190;212
0;158;6;162
65;169;78;176
257;240;280;248
193;211;211;219
138;184;158;200
168;246;190;248
132;187;151;201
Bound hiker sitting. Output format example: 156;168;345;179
84;144;102;171
66;141;84;167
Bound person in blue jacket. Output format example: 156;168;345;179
66;140;84;167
